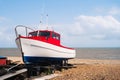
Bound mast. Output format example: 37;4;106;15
46;14;48;30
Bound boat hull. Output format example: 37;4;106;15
16;38;76;63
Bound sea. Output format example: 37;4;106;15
0;48;120;60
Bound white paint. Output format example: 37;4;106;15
33;74;58;80
16;38;76;58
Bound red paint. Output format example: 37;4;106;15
0;58;6;65
18;30;74;50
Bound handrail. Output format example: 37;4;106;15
15;25;35;37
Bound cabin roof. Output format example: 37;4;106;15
29;30;60;35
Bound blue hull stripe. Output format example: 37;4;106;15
24;56;69;63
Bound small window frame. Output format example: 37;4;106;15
52;32;60;40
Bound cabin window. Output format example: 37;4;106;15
39;31;50;37
29;31;38;37
52;32;60;40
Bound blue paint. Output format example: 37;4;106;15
23;56;68;63
0;56;6;59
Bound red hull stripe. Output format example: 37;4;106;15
18;37;74;50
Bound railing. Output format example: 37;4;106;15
15;25;35;37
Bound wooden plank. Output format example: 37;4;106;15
1;69;27;80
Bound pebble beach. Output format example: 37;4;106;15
51;59;120;80
7;57;120;80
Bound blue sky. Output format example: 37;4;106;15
0;0;120;48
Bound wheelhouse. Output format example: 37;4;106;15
28;30;60;45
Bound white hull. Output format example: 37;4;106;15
16;38;76;60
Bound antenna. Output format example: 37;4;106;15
39;1;45;29
46;14;48;30
39;13;43;29
39;2;50;30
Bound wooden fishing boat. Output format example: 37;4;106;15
15;25;76;64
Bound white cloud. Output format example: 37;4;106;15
0;16;7;23
91;34;106;40
1;15;120;47
47;15;120;47
71;15;120;40
96;7;120;16
0;27;15;44
108;7;120;15
0;17;15;47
